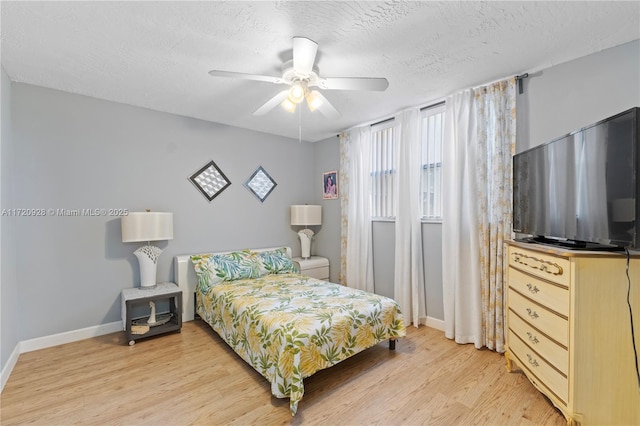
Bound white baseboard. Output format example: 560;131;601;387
425;316;445;331
20;321;122;354
2;321;124;392
412;316;445;331
1;343;20;392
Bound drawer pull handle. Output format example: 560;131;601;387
526;283;540;294
511;252;563;276
526;354;540;368
526;308;539;320
526;332;539;345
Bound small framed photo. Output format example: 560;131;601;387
323;171;338;199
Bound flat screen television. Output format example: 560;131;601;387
513;107;640;250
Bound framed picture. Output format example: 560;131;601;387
244;166;277;203
189;160;231;202
323;171;338;199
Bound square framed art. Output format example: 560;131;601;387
189;160;231;202
244;166;277;203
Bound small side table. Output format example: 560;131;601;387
293;256;329;280
121;282;182;346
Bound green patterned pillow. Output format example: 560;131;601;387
191;250;262;292
191;254;219;292
256;247;299;275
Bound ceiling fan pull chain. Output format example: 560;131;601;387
298;107;302;143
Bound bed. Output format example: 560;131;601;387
174;246;406;415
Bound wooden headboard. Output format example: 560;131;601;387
174;246;293;322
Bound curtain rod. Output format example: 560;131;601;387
370;116;395;127
337;73;528;138
420;100;445;111
515;73;529;94
335;116;395;137
369;99;447;128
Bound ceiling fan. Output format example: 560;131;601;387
208;37;389;119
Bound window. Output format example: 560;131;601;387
370;120;396;219
368;104;444;221
421;104;444;220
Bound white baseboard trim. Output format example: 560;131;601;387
425;316;445;331
1;343;20;392
2;321;123;393
20;321;123;354
412;316;445;331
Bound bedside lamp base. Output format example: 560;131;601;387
298;229;314;259
133;245;163;289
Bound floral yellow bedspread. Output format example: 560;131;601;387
195;273;406;415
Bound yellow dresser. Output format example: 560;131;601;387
505;241;640;425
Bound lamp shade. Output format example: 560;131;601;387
290;205;322;226
121;212;174;242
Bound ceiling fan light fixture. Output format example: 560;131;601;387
281;97;297;113
288;82;306;104
210;37;387;118
305;90;323;112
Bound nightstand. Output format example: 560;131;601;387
121;282;182;346
293;256;329;280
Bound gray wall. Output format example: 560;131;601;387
9;83;315;341
311;136;341;283
372;222;442;319
359;40;640;323
1;67;19;370
517;39;640;153
372;221;395;299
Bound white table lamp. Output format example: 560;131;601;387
291;205;321;259
121;211;173;289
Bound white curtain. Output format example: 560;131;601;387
442;90;482;347
442;79;516;351
394;108;427;326
340;127;375;293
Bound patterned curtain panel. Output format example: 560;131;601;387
338;132;350;285
476;79;516;352
339;127;374;292
442;78;516;352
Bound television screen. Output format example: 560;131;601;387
513;107;639;249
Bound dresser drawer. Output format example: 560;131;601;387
508;245;570;287
509;329;568;404
509;267;569;316
508;289;568;347
508;310;568;375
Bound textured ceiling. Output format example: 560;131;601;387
2;1;639;142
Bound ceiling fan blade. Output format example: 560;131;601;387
313;92;340;119
318;77;389;91
293;37;318;75
253;90;289;116
209;70;284;84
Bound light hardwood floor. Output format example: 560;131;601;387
1;321;565;425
